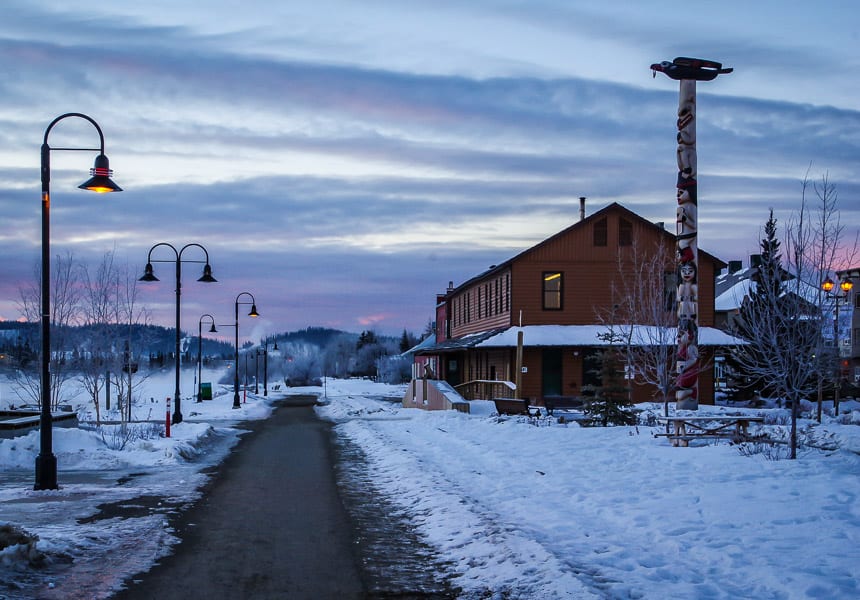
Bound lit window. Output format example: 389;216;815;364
543;272;563;310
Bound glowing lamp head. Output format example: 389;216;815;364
248;304;260;318
78;154;122;193
840;278;854;294
821;277;835;293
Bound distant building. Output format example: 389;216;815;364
835;266;860;383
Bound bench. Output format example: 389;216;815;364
655;415;766;447
492;397;535;416
271;384;282;391
542;395;584;415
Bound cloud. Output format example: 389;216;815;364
1;1;858;335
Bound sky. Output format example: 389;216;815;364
1;374;859;598
1;0;858;338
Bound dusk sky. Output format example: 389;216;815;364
1;1;858;340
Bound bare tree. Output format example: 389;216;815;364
731;171;858;459
601;237;678;416
14;251;82;409
109;261;152;423
77;251;119;423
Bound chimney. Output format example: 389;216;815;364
750;254;762;268
447;281;454;292
728;260;742;274
579;196;586;221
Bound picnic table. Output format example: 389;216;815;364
655;415;765;447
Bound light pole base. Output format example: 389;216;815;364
34;453;58;490
172;412;183;425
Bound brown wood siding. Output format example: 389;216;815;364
506;209;720;328
435;205;725;407
450;269;512;338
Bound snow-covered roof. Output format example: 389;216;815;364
401;334;438;356
470;325;747;348
714;269;824;312
715;279;753;311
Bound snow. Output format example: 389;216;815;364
2;371;860;598
478;325;748;347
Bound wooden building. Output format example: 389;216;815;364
416;202;732;406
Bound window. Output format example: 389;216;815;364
593;218;607;246
543;271;563;310
619;218;632;247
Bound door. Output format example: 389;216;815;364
446;356;461;387
542;348;563;397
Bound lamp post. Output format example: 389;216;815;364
197;314;217;402
233;292;259;408
140;243;217;424
254;349;260;394
262;337;278;397
35;113;122;491
822;276;854;415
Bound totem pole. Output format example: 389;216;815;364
651;57;732;410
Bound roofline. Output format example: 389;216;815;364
446;202;726;296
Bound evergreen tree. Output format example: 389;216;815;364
582;343;637;427
732;209;783;395
399;329;412;353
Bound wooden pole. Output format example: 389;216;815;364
651;57;732;411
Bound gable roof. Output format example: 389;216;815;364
714;266;824;312
448;202;726;295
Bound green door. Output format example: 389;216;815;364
446;356;461;387
542;348;563;397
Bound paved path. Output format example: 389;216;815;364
110;395;367;599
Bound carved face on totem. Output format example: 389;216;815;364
679;262;697;283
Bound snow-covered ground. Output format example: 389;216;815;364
1;371;860;599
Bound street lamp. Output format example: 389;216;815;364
261;337;278;397
233;292;259;408
822;276;854;414
197;314;217;402
35;113;122;491
140;243;217;424
254;348;260;394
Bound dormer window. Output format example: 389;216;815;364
593;218;607;246
619;218;632;246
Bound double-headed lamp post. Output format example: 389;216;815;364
233;292;260;408
140;243;217;424
822;276;854;414
35;113;122;491
197;314;217;402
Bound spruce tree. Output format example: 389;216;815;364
582;344;637;426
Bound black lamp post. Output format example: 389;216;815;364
140;243;217;424
822;276;854;414
262;337;278;397
254;349;260;394
35;113;122;491
233;292;259;408
197;314;217;402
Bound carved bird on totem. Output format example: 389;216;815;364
651;57;733;81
